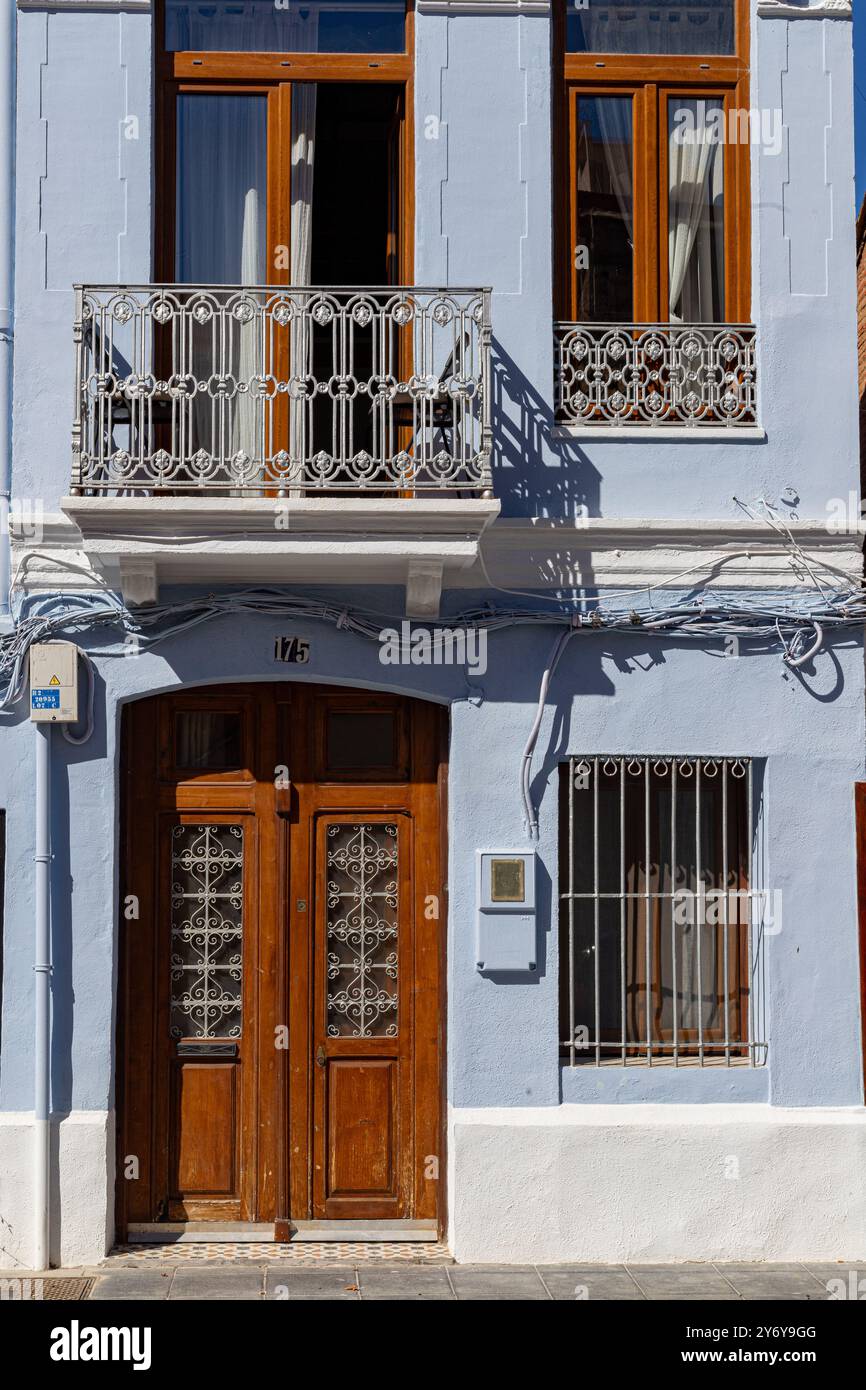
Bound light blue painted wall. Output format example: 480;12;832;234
412;8;860;523
1;6;863;1124
12;8;151;503
0;596;862;1113
9;6;862;520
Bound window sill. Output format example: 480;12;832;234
560;1060;770;1105
551;425;767;443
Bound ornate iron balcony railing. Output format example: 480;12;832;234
71;285;492;495
554;323;757;428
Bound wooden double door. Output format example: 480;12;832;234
117;684;445;1236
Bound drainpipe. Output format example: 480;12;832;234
34;723;52;1269
0;0;16;617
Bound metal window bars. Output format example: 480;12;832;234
554;323;757;428
559;756;768;1067
71;285;492;496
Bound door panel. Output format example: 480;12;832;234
159;814;256;1221
117;684;444;1237
311;813;413;1217
173;1062;238;1195
326;1059;397;1199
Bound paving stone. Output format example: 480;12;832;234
539;1268;646;1300
803;1265;866;1299
627;1265;736;1298
168;1269;264;1300
719;1267;826;1300
450;1267;549;1300
358;1267;455;1300
265;1268;361;1300
89;1271;173;1301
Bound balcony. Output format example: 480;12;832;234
554;323;757;431
60;284;499;613
72;284;492;494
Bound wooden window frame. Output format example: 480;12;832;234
554;0;751;323
153;0;416;286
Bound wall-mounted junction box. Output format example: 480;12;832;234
476;849;537;973
29;642;79;723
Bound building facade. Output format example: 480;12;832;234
1;0;865;1270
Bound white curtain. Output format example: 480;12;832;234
668;100;724;323
289;83;317;489
176;94;267;479
287;8;319;491
594;97;634;251
235;186;263;473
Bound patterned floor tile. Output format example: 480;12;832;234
105;1241;453;1265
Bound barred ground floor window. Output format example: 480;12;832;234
559;755;768;1067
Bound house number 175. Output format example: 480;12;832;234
274;637;310;664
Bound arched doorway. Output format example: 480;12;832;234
116;683;446;1238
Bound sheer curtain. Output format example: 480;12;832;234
176;94;267;476
595;97;634;253
570;2;735;57
289;82;317;489
668;100;725;323
167;0;318;52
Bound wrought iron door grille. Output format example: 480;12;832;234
72;285;492;495
559;756;768;1067
554;323;757;427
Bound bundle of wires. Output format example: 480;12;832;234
0;497;862;717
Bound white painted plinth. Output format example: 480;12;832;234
0;1112;113;1269
449;1104;866;1264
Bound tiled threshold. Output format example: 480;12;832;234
108;1241;453;1263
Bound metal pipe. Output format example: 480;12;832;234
34;722;52;1269
0;0;16;616
521;627;575;837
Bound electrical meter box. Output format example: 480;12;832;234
476;850;537;973
29;642;79;723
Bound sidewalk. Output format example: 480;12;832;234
7;1254;860;1301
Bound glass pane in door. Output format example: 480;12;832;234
668;98;725;322
574;96;634;322
176;94;267;285
175;95;268;482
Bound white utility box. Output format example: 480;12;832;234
29;642;80;723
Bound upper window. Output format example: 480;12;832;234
164;0;407;53
558;0;750;326
567;0;735;57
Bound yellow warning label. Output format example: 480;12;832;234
49;675;60;686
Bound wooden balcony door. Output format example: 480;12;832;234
117;684;444;1236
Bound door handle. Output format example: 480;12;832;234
316;1044;326;1068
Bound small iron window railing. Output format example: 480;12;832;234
554;323;757;428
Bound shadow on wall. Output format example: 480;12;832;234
857;198;866;496
490;337;601;521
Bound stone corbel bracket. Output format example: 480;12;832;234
757;1;851;18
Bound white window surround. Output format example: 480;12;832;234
15;1;853;18
553;425;767;441
757;1;851;16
